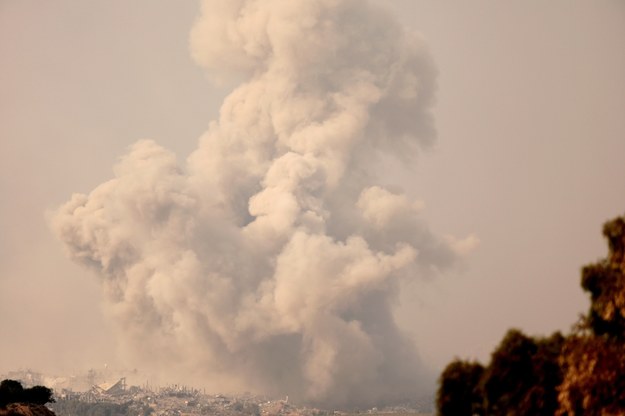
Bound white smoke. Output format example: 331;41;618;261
52;0;457;408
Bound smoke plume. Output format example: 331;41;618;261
52;0;456;408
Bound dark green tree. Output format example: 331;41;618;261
580;216;625;339
23;385;55;405
437;214;625;415
558;215;625;415
0;380;55;408
480;330;563;416
480;329;537;414
437;360;484;416
0;380;25;408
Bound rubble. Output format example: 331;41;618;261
1;370;431;416
49;383;329;416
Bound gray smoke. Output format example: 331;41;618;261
52;0;459;408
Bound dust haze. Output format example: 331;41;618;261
52;0;459;408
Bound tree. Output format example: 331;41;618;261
23;386;55;405
437;214;625;415
0;380;55;408
557;215;625;415
581;216;625;339
437;359;484;416
557;335;625;415
480;330;563;416
0;380;24;408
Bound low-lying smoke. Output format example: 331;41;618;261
52;0;456;408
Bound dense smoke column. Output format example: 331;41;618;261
52;0;456;408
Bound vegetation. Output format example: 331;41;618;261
436;360;483;415
0;379;55;408
437;214;625;415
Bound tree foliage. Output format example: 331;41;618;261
437;214;625;415
437;359;484;416
24;386;56;406
480;330;563;416
557;216;625;415
581;216;625;339
0;380;55;408
557;335;625;415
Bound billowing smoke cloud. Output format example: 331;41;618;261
52;0;457;408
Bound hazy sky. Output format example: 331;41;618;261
1;0;624;392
